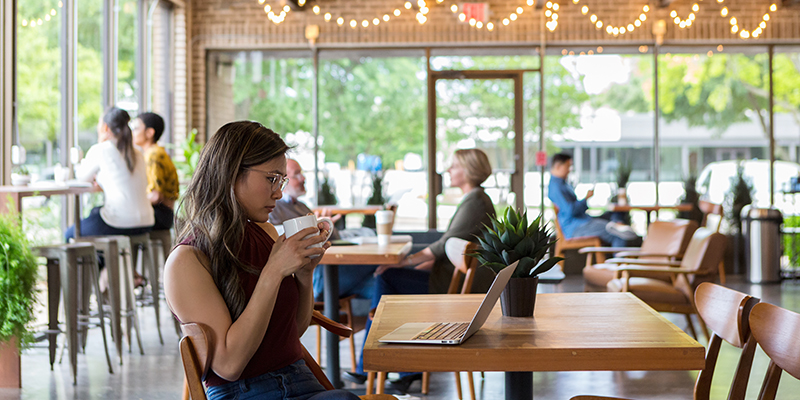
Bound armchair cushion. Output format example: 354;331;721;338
607;277;690;305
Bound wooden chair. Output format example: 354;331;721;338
570;282;760;400
605;228;727;340
312;294;361;372
748;302;800;400
179;311;396;400
579;219;698;292
698;200;727;284
553;205;603;269
367;238;481;399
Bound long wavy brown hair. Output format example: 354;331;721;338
176;121;290;320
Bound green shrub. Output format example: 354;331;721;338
0;210;39;347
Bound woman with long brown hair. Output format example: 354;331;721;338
164;121;357;400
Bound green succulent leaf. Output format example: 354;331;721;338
515;257;536;277
530;257;564;276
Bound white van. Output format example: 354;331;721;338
696;159;800;215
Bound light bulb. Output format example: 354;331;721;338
469;18;476;26
740;30;750;39
503;18;510;25
50;9;56;15
451;4;458;13
764;14;770;21
527;0;534;6
404;2;412;9
476;21;483;28
634;19;641;27
362;19;369;27
487;22;494;30
373;18;380;25
596;21;603;28
312;5;320;14
394;9;401;16
283;5;290;12
546;1;552;9
545;9;552;17
21;19;27;26
606;25;613;33
770;4;777;12
350;19;357;28
717;45;724;51
590;14;597;23
581;6;588;15
627;24;634;31
459;13;466;22
643;5;649;12
383;14;390;21
674;16;680;24
620;27;626;33
692;3;699;12
721;7;728;17
689;13;695;20
337;17;343;25
730;17;737;25
517;7;523;14
510;13;517;21
553;3;559;11
731;25;738;33
670;10;677;18
639;14;646;21
324;13;331;21
760;21;766;29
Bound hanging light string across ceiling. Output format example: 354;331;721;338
255;0;779;40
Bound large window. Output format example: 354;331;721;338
76;0;103;152
117;0;139;114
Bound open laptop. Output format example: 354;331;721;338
378;260;517;345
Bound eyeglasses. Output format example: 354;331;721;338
245;168;289;192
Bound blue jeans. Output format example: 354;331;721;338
65;207;152;242
206;360;359;400
577;218;641;248
312;265;377;302
356;267;429;375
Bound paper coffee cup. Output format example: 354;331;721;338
375;210;394;246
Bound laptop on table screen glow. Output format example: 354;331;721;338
378;261;517;345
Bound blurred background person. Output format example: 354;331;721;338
132;112;179;230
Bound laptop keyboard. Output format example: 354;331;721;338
412;322;469;341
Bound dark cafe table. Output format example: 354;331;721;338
364;292;705;399
318;238;412;388
0;182;100;238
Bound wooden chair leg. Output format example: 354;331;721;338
684;314;698;339
366;372;375;395
316;325;322;366
696;313;710;341
423;371;431;394
453;372;462;399
718;261;726;284
349;335;357;373
467;371;476;400
376;372;387;394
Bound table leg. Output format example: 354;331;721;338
505;371;532;400
73;194;82;239
323;264;342;388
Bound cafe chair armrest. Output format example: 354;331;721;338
578;247;640;255
311;310;352;338
605;258;682;267
614;251;681;259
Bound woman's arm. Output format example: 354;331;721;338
374;247;435;275
165;225;328;382
75;146;101;182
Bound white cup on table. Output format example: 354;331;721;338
282;214;334;258
375;210;394;247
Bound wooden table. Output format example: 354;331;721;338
609;204;694;227
0;183;100;238
313;205;383;216
319;239;413;388
364;292;705;399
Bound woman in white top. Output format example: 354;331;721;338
65;107;155;241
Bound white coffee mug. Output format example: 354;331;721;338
375;210;394;246
283;214;334;258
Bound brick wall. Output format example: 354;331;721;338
189;0;800;139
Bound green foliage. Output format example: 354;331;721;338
783;216;800;269
0;209;40;347
318;176;338;206
12;166;29;176
724;163;755;233
170;129;203;182
615;153;633;189
469;208;563;278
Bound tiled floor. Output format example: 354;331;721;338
1;275;799;400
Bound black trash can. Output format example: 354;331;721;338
741;206;783;283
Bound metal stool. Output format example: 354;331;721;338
32;242;114;384
149;230;182;337
128;233;164;344
74;236;144;360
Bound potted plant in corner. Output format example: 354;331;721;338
0;210;39;388
362;170;386;230
469;208;562;317
723;163;754;275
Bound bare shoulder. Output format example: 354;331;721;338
165;244;211;276
255;221;280;241
164;244;229;325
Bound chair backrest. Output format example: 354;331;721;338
749;302;800;400
445;238;480;295
693;283;760;400
673;228;726;299
698;200;724;233
639;219;699;260
180;323;215;400
552;205;566;240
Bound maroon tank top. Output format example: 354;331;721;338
180;221;303;387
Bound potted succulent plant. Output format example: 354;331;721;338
0;210;39;388
470;208;562;317
723;163;754;275
362;171;386;230
10;166;31;186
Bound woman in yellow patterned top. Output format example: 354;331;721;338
132;112;179;230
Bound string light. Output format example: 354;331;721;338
454;0;539;32
545;1;559;31
725;3;776;39
20;4;60;29
572;0;648;36
670;3;698;29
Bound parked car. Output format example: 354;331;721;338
696;159;800;215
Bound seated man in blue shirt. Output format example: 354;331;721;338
548;153;640;247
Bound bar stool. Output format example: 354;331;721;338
149;231;182;337
32;242;114;384
73;236;144;360
128;233;164;344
